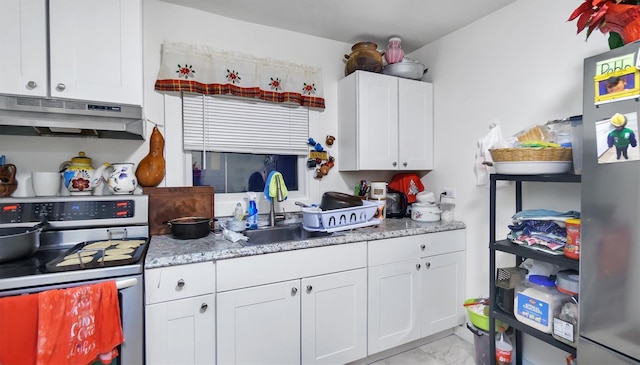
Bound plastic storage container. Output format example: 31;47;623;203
552;299;579;347
514;275;570;333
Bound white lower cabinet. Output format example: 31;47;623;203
145;261;216;365
367;230;466;355
216;242;367;365
143;231;467;364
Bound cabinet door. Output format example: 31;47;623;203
356;72;399;170
398;79;433;170
420;251;465;336
217;280;300;365
367;259;421;355
145;294;216;365
49;0;143;105
0;0;47;97
301;268;367;365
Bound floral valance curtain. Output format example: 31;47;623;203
155;42;325;110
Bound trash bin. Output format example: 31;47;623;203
467;323;516;365
467;323;490;365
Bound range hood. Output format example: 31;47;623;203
0;95;145;140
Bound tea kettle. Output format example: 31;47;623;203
60;151;108;195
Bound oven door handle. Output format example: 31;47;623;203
116;278;138;290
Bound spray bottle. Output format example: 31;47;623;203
246;192;258;230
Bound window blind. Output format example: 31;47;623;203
182;92;310;155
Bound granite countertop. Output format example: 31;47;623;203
145;218;466;269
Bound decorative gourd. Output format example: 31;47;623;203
135;126;166;187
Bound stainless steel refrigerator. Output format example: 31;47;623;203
580;41;640;365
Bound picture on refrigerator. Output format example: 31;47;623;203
595;112;640;164
594;52;640;104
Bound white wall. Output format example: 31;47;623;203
410;0;607;363
142;0;396;215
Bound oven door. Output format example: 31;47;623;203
0;274;144;365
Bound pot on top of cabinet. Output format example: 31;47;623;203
60;152;108;195
344;42;383;76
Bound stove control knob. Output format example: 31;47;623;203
177;279;185;289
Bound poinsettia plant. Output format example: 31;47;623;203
569;0;640;49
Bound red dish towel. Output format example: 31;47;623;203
0;293;39;365
36;281;124;365
388;173;425;203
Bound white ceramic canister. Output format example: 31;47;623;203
410;203;441;222
370;181;387;199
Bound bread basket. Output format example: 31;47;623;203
489;147;572;162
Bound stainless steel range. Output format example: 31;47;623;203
0;194;149;365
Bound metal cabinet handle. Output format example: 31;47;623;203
306;285;313;293
416;263;421;270
26;81;37;89
291;287;298;295
403;162;408;167
392;162;397;167
420;244;426;250
425;262;431;269
56;83;66;92
200;303;208;312
177;279;185;288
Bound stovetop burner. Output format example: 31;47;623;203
0;249;63;279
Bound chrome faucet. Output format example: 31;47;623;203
268;174;286;226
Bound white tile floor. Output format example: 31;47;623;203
370;335;476;365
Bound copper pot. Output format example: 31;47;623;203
344;42;383;76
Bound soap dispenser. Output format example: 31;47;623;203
247;192;259;230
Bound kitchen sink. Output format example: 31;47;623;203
242;223;331;246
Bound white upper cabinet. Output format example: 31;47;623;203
338;71;434;171
0;0;47;97
0;0;143;105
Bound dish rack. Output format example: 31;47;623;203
302;200;381;232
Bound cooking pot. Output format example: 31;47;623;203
0;220;48;263
319;191;364;211
382;57;428;80
164;217;212;240
410;203;441;222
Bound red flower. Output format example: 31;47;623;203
270;77;281;91
226;69;241;84
71;178;90;191
568;0;640;39
176;64;195;79
302;83;316;95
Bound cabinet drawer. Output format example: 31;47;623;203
217;241;367;292
368;229;466;266
145;261;215;304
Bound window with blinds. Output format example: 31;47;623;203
182;93;309;155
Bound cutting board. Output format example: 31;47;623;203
144;186;215;236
